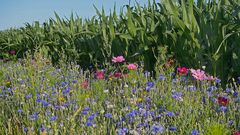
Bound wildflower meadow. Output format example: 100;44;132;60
0;52;239;134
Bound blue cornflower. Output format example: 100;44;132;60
225;88;232;93
72;80;77;83
24;127;28;133
18;109;23;113
88;115;95;121
168;126;177;131
219;106;227;112
105;113;113;118
50;116;58;121
181;76;186;81
170;72;176;76
127;111;137;118
191;129;199;135
30;112;38;121
188;85;196;92
215;78;221;83
207;86;217;92
40;125;45;132
83;107;91;111
159;74;165;81
26;93;32;99
132;89;137;93
122;127;128;133
117;127;129;135
41;100;49;107
147;81;154;87
62;87;70;95
81;111;88;115
145;97;151;102
202;96;206;104
166;111;175;117
86;121;93;127
151;124;164;133
54;105;61;110
61;82;68;87
233;91;238;97
52;92;57;95
172;92;183;100
7;88;12;92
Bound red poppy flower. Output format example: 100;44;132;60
9;50;16;55
177;67;188;75
217;96;229;106
233;131;240;135
114;72;122;78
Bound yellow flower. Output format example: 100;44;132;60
58;96;65;102
137;98;143;103
6;81;11;88
40;131;47;135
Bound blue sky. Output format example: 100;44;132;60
0;0;149;30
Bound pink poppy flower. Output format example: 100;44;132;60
190;69;206;81
127;64;137;70
177;67;188;75
112;56;125;63
205;75;216;81
80;80;88;89
95;71;104;79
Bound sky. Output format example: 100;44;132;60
0;0;149;30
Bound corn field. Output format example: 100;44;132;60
1;0;240;85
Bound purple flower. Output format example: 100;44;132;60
233;92;238;97
172;92;183;100
61;82;68;87
62;87;70;95
30;112;38;121
18;109;23;113
24;127;28;133
86;121;93;127
166;111;175;117
225;88;231;93
147;81;154;87
219;106;227;112
127;111;137;118
26;93;32;99
72;80;77;83
88;115;95;121
188;85;196;92
132;89;137;93
41;100;49;107
151;124;164;133
83;107;90;111
168;126;177;131
191;129;199;135
117;127;129;135
50;116;58;121
81;111;88;115
215;78;221;83
105;113;113;118
159;74;165;81
40;125;45;132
